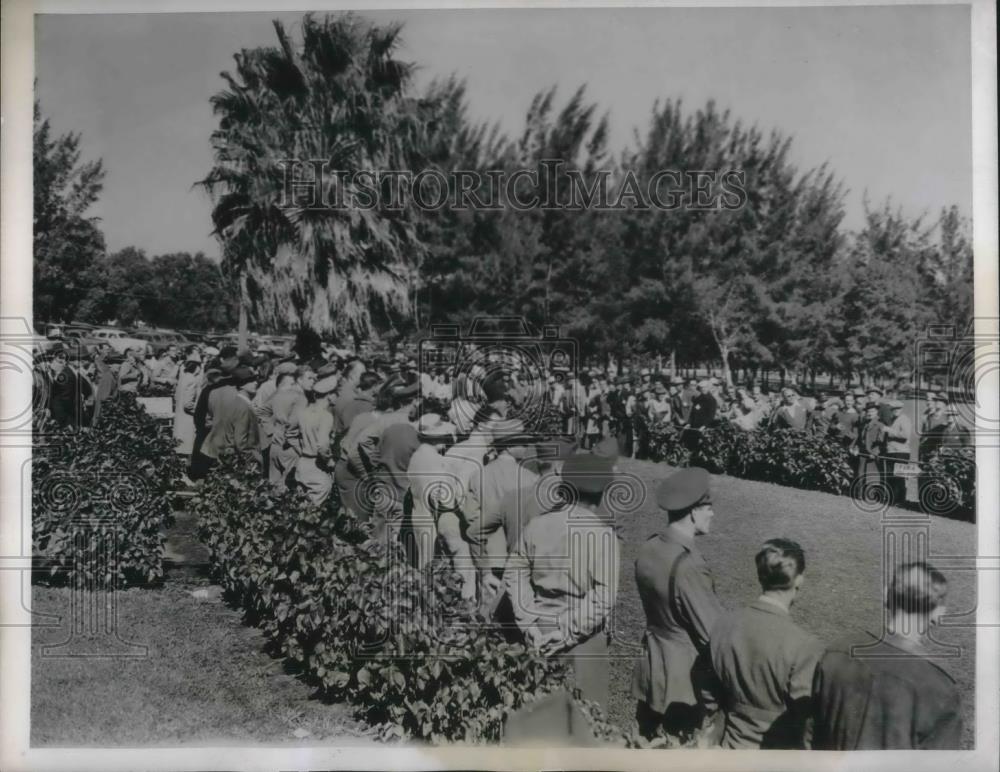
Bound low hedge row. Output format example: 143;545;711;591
922;447;976;519
193;452;631;745
33;392;184;585
647;422;854;493
647;421;976;519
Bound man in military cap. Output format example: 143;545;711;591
632;467;723;741
505;452;620;711
349;377;421;523
710;539;822;748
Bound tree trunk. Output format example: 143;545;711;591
719;345;733;389
237;275;249;355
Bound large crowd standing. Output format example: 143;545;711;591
34;338;966;749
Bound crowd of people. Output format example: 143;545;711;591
38;338;970;511
32;338;965;749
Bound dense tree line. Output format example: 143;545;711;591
74;247;238;331
36;12;973;386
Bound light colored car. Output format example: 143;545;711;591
130;329;189;355
91;327;148;355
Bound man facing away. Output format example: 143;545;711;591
710;538;823;749
632;467;723;741
504;452;620;712
810;561;962;749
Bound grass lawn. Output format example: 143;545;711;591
31;459;976;748
30;576;376;746
606;457;977;749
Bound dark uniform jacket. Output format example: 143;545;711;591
632;530;723;715
688;393;717;429
811;632;962;750
710;598;823;748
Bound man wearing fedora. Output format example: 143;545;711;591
632;467;723;742
196;366;261;477
883;399;913;506
856;401;887;501
504;452;621;711
293;373;339;505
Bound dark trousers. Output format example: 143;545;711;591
884;451;910;507
188;451;218;481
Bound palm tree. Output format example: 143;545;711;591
199;13;427;351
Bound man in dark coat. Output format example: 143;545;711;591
669;379;686;429
810;561;962;749
44;347;92;429
687;381;716;429
632;467;723;741
195;366;261;476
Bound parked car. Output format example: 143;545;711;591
258;335;295;355
91;327;148;355
61;326;104;355
178;330;208;344
129;329;190;356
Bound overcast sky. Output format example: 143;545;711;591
35;5;972;260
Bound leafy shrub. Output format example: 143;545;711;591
194;452;629;744
746;427;854;494
137;381;175;398
922;447;976;520
646;424;691;467
33;392;183;585
645;422;854;496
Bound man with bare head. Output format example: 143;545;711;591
810;561;961;749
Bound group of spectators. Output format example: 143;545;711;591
33;341;966;749
536;367;970;508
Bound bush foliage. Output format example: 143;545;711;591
922;447;976;520
193;452;632;744
646;422;855;494
33;393;184;585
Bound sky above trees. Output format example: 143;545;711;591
35;5;972;260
